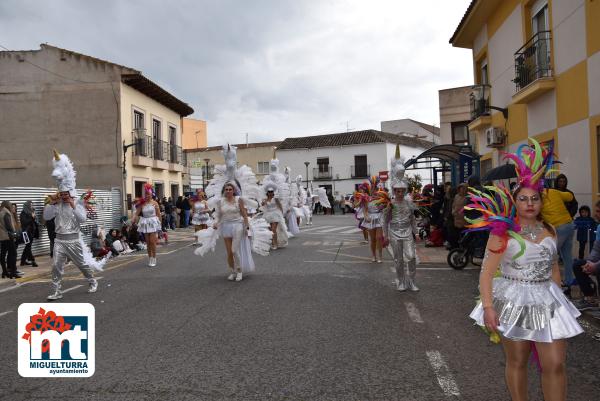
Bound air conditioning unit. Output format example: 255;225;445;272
485;127;505;148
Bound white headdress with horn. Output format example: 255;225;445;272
390;144;408;189
52;149;77;197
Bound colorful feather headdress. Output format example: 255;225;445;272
502;138;557;192
464;185;527;259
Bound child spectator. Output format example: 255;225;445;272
90;227;111;258
425;224;444;247
574;206;598;259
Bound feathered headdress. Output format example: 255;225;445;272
134;183;155;208
80;189;98;219
502;138;557;192
390;144;408;189
51;149;77;197
464;184;526;259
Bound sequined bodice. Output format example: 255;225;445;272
367;202;380;215
220;197;241;222
501;237;557;281
194;201;208;214
264;199;278;212
141;203;156;218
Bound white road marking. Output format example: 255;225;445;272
0;310;13;318
405;302;424;323
316;226;355;233
300;225;334;232
0;282;26;294
61;284;83;293
339;228;362;234
426;350;461;398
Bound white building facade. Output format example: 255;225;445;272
275;130;433;197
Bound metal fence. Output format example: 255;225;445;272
0;187;122;258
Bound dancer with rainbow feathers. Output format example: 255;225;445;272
468;138;582;401
353;175;386;262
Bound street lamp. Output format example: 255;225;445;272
203;158;210;190
304;161;310;189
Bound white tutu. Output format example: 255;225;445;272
138;216;161;233
263;209;285;225
192;213;213;226
361;212;382;229
470;237;583;343
286;212;300;235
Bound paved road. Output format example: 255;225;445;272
0;215;599;400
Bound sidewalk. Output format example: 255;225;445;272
0;227;196;290
415;242;448;265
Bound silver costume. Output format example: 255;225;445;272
383;199;418;291
43;201;96;293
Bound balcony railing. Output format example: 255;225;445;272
134;133;152;157
514;30;552;92
313;166;332;180
470;84;491;120
152;139;167;161
168;144;182;164
351;164;370;178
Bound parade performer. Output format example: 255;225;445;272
260;156;290;248
284;167;300;235
381;145;419;291
316;187;331;214
293;175;309;226
195;145;272;281
132;183;161;267
468;139;582;401
43;150;108;300
190;189;212;237
353;186;370;243
354;177;384;262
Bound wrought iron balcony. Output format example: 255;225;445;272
514;30;552;92
153;139;167;161
351;164;370;178
470;84;491;120
168;144;183;164
134;133;152;158
313;166;332;180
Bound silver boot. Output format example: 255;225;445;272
407;259;419;291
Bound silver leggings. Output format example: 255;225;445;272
52;239;95;292
390;237;417;286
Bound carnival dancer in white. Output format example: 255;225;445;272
133;183;162;267
284;167;300;235
260;156;290;247
261;185;286;250
382;145;419;291
191;189;212;236
43;150;108;300
194;144;273;281
468;139;582;401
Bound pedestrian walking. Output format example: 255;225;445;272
132;183;161;267
0;201;22;279
469;139;582;401
19;200;39;267
44;150;108;300
182;195;191;227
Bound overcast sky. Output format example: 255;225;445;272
0;0;473;146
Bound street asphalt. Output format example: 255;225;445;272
1;214;599;400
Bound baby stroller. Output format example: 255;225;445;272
446;230;488;269
415;208;431;240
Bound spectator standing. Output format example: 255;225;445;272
541;175;576;292
572;224;600;310
574;206;597;259
182;196;191;227
1;201;22;278
450;183;468;248
175;196;184;228
328;192;335;215
164;197;175;230
19;200;39;267
339;195;346;215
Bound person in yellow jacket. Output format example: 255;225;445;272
541;186;575;291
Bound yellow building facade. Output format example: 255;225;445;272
121;81;190;205
451;0;600;206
